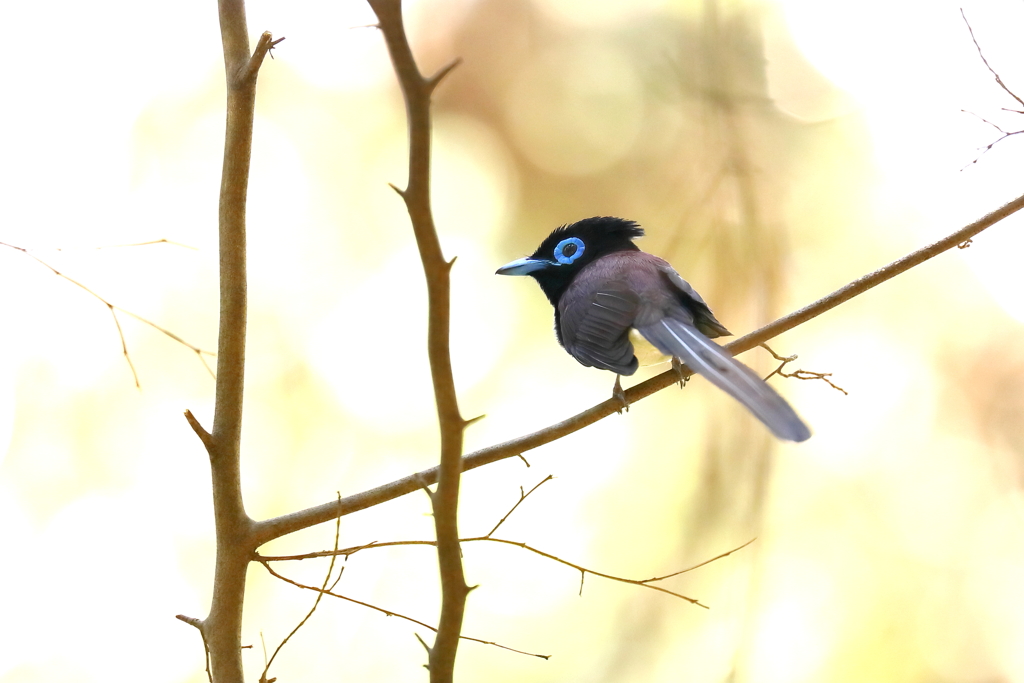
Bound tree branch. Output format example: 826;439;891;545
257;560;549;660
182;1;277;681
253;190;1024;545
365;2;467;680
0;240;216;385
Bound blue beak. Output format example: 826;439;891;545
495;257;552;276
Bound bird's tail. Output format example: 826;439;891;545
636;317;811;442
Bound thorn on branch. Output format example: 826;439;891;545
388;182;406;198
414;631;432;655
464;413;486;428
185;409;215;451
240;32;282;84
425;57;462;94
516;454;531;468
176;614;204;629
176;614;212;683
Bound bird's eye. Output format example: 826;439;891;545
553;237;585;264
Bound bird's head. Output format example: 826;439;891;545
496;216;643;305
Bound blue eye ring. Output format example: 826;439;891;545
553;237;585;265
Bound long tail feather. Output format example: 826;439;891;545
637;318;811;442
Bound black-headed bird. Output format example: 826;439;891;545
496;216;811;442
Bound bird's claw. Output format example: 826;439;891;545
612;375;630;413
672;357;689;389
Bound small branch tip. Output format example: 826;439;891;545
426;57;462;93
463;413;486;428
184;409;214;450
176;614;204;630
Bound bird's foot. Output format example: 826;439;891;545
672;357;689;389
612;375;629;413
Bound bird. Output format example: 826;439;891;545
495;216;811;442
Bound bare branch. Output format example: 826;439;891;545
0;240;215;385
184;409;215;451
53;238;198;251
261;496;345;681
253;190;1024;545
261;534;718;608
473;537;708;607
193;1;278;681
961;9;1024;109
960;10;1024;166
486;476;554;538
639;538;756;582
365;1;468;680
760;344;847;395
175;614;213;683
258;560;549;660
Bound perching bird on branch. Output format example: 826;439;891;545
496;216;811;442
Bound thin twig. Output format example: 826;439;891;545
960;10;1024;167
258;560;549;660
639;538;756;582
760;344;847;395
0;240;216;384
486;476;554;538
961;9;1024;109
261;495;345;681
471;537;707;607
259;533;746;609
54;238;199;251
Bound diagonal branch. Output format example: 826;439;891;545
1;240;216;385
252;190;1024;546
365;2;468;681
961;9;1024;110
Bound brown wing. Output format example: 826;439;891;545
558;280;640;375
656;260;731;338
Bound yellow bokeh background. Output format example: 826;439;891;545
3;0;1024;681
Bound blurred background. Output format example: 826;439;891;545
2;0;1024;681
